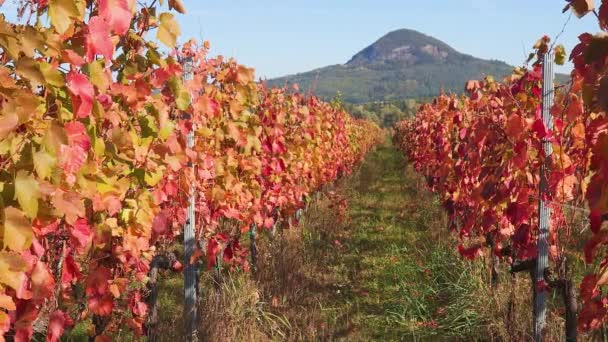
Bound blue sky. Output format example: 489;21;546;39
174;0;599;78
1;0;598;78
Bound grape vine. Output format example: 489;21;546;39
0;1;383;340
394;0;608;336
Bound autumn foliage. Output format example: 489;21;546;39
394;0;608;334
0;0;383;340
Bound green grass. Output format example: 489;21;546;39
304;141;491;341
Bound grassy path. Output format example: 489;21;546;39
310;141;488;341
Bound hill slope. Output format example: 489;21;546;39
266;29;516;103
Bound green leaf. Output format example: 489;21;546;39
132;168;146;185
139;116;158;138
554;45;566;66
146;49;167;68
168;76;190;110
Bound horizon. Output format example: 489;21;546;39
175;0;598;79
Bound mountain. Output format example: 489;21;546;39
266;29;518;103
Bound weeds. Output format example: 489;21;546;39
118;141;585;341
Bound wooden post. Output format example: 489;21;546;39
146;253;177;341
181;57;198;342
534;51;554;342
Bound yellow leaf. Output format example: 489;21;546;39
245;134;261;155
33;149;56;180
96;181;115;194
212;186;225;201
15;57;44;88
120;208;134;224
88;60;109;92
144;168;164;187
3;90;45;123
94;135;106;157
19;26;44;58
158;121;175;141
14;171;40;219
165;155;182;171
43;121;68;156
41;30;64;57
197;126;213;138
134;193;154;228
39;62;64;87
554;45;566;66
157;13;180;48
48;0;81;34
0;65;17;90
0;18;20;59
3;206;33;251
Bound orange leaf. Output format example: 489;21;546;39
3;207;33;252
31;261;55;300
0;294;15;311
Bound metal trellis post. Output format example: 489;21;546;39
182;57;198;342
534;51;554;342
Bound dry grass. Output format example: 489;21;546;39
198;273;288;341
136;142;600;341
